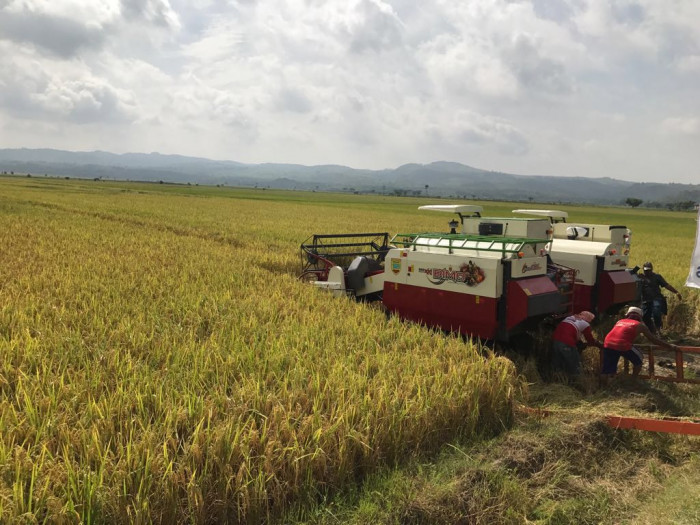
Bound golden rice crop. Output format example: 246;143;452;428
0;177;518;524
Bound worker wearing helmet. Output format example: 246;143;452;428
602;306;679;380
551;311;603;379
638;261;681;334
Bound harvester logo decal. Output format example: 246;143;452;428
391;258;402;274
419;260;485;286
611;258;626;267
521;262;542;273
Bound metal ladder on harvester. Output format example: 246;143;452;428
548;261;577;317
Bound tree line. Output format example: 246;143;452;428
625;197;697;211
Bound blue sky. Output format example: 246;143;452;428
1;0;698;183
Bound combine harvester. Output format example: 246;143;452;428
300;205;639;344
511;209;637;316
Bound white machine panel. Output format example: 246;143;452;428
462;217;551;239
361;273;385;295
314;265;347;297
553;223;630;245
313;280;345;297
602;254;630;271
510;257;547;278
549;239;614;286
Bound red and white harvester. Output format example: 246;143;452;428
511;209;637;316
300;205;638;343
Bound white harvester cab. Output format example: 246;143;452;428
511;208;632;259
509;209;637;313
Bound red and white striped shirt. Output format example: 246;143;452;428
553;316;596;347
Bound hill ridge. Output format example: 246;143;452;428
1;148;698;206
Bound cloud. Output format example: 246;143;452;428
0;0;181;59
0;0;699;182
571;0;700;66
121;0;180;29
0;42;135;123
419;33;520;99
275;88;313;114
0;5;110;58
427;110;530;156
503;33;574;96
675;55;700;73
347;0;404;54
530;0;576;23
661;117;699;136
418;1;585;102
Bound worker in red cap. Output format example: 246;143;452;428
602;306;679;381
551;311;603;379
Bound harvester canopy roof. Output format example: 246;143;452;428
419;204;484;215
512;209;568;221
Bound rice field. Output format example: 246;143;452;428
0;177;520;523
0;176;697;523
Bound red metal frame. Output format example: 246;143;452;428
572;283;593;316
607;415;700;435
299;253;334;282
517;407;700;436
600;345;700;384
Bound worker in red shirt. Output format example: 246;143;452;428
551;311;603;378
602;306;679;380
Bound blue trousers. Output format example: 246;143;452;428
642;298;667;333
551;340;581;376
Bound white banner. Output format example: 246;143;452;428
686;208;700;289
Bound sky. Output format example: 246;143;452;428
0;0;698;184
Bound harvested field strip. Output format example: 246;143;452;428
315;382;700;525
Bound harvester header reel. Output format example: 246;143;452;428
300;232;390;282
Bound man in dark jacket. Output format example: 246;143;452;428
639;261;681;334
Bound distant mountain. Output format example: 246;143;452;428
0;148;697;206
